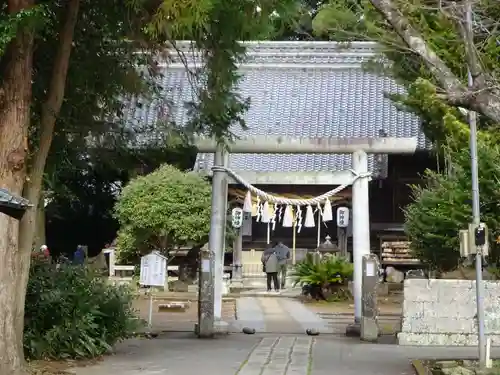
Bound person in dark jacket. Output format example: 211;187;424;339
261;246;279;292
73;245;85;265
273;242;291;289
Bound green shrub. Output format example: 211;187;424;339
291;254;353;300
405;141;500;272
114;164;213;263
24;261;141;359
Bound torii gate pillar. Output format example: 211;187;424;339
351;150;371;323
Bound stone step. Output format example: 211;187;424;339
316;312;402;334
234;297;333;334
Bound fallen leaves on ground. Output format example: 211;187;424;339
27;357;103;374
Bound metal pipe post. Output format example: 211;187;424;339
351;150;371;322
232;227;243;283
465;0;486;367
209;145;227;321
148;292;153;330
470;99;486;367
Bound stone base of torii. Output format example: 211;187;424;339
195;136;417;338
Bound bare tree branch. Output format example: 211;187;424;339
370;0;466;94
370;0;500;124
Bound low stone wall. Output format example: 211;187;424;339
398;279;500;346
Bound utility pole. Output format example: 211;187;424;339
465;0;486;367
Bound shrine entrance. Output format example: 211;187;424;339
196;137;417;335
144;40;428;336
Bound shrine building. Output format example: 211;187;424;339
126;41;435;277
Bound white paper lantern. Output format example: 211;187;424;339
336;206;350;228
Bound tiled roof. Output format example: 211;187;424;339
124;41;430;176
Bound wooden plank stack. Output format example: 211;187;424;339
381;241;421;265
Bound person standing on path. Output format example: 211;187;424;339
273;242;290;289
261;246;279;292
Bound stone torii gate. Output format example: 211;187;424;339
196;135;417;336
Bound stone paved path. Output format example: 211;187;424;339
71;333;256;375
237;337;312;375
71;333;500;375
233;297;332;334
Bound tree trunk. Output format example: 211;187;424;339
0;2;35;374
1;1;80;373
19;0;81;260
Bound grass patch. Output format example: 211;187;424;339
417;359;500;375
27;358;103;374
378;322;400;335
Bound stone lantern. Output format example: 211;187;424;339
317;235;339;255
308;235;339;264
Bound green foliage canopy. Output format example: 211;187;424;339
0;0;301;370
309;0;500;271
114;164;212;262
145;0;301;141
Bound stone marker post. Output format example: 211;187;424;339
361;253;379;342
197;245;215;338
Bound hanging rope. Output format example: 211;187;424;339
211;166;371;205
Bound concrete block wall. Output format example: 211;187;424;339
398;279;500;346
